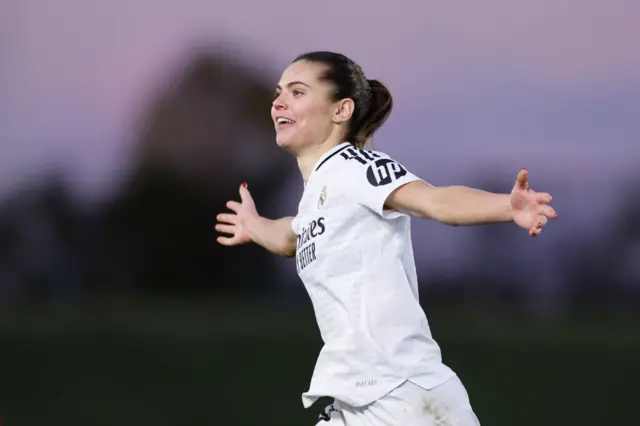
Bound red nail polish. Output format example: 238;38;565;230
537;223;542;229
241;182;247;188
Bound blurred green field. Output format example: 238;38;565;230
0;300;638;426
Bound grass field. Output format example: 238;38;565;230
0;300;638;425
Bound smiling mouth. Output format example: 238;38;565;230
276;117;296;128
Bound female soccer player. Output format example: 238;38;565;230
215;51;557;426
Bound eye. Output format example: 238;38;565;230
293;90;303;97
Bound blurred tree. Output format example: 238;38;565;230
453;172;523;306
414;170;524;309
0;175;88;308
103;48;296;297
563;176;640;312
417;168;571;316
615;178;640;301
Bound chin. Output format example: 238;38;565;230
275;134;298;153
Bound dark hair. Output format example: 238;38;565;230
293;51;393;149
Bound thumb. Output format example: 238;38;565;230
516;168;528;190
239;182;254;204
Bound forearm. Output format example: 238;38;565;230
411;185;513;226
246;216;297;257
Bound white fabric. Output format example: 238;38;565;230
292;142;455;409
315;377;481;426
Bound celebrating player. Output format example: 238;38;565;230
216;51;557;426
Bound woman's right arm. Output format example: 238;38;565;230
243;215;297;258
216;184;297;258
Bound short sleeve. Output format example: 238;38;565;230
344;152;421;217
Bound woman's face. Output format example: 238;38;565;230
271;60;340;154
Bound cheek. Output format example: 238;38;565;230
300;104;333;130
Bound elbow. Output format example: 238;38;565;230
279;243;297;258
282;249;296;258
439;214;461;226
278;231;298;258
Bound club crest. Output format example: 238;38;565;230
318;185;327;209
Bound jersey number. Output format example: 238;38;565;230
340;147;381;164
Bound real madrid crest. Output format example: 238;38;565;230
318;185;327;209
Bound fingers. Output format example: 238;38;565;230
537;215;549;229
215;223;235;235
538;204;557;219
239;183;257;210
536;192;552;204
516;168;528;190
221;183;255;214
239;182;250;198
526;186;556;238
223;183;254;214
226;200;241;212
216;213;237;225
529;215;549;237
217;183;252;247
529;221;543;236
216;236;237;246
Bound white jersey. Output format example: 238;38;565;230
292;142;455;409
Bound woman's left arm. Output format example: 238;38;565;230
385;168;557;236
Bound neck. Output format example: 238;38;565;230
297;139;345;184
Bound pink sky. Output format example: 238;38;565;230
1;0;638;200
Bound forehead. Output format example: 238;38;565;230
278;60;325;87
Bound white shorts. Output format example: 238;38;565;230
316;376;480;426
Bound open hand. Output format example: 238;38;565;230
510;169;557;237
216;183;258;246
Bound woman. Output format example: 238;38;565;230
216;51;557;426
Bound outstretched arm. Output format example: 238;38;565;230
385;169;557;236
216;184;297;257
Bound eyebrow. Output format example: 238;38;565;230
275;81;311;90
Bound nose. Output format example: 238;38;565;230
272;93;286;110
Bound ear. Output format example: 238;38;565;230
332;98;355;124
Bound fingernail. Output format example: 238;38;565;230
537;223;542;229
241;182;247;188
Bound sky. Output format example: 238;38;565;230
1;0;638;255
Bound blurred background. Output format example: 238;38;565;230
1;0;639;425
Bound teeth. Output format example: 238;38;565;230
277;117;293;124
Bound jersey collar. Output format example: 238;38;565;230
313;142;352;173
